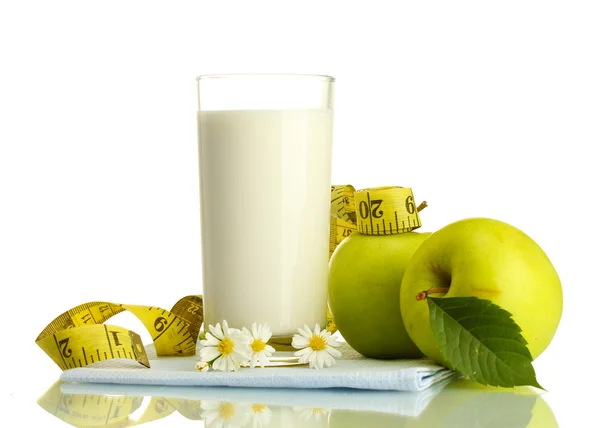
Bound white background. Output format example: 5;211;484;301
1;1;599;426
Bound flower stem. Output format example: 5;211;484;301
416;287;450;301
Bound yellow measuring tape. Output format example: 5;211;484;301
354;186;424;235
328;185;425;253
329;184;357;259
35;295;204;370
38;382;204;426
37;185;425;370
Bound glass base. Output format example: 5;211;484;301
269;336;296;352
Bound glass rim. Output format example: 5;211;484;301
196;73;335;82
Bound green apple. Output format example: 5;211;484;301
328;231;431;359
404;378;559;427
329;410;409;427
400;217;562;365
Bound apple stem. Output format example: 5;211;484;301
416;287;450;301
417;201;427;212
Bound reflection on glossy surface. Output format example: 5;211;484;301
399;379;559;428
37;378;558;427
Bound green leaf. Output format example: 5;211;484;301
428;296;543;389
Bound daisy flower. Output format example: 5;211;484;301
291;324;342;369
242;323;276;368
199;320;252;372
293;406;330;424
195;361;209;372
248;403;272;428
200;400;250;428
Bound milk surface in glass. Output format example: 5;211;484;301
198;108;333;337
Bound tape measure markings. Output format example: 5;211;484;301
366;190;375;233
37;186;424;370
38;382;203;427
175;334;196;350
330;184;357;224
354;187;422;236
36;297;203;370
51;334;68;369
151;311;175;341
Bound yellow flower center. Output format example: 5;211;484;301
311;408;327;416
251;338;266;353
309;335;327;351
218;402;235;420
251;403;267;414
217;338;234;356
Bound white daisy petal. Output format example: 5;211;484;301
298;354;311;365
250;353;258;368
230;358;241;372
296;349;313;364
264;345;276;355
199;346;221;362
231;330;251;344
220;355;230;372
231;327;245;336
252;323;259;339
313;324;321;335
325;346;342;358
212;355;224;371
222;320;229;334
232;350;250;365
316;351;325;369
216;322;227;339
237;341;253;356
201;332;220;346
202;411;220;426
322;352;335;367
241;347;253;359
200;401;220;411
294;347;313;357
207;324;216;336
210;323;224;340
207;332;219;341
259;352;269;368
327;338;342;347
222;356;234;372
308;350;319;368
297;325;312;338
260;325;272;342
195;361;208;371
292;336;309;349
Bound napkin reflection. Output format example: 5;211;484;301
36;378;557;427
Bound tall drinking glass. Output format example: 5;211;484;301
196;74;335;338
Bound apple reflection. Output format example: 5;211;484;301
329;379;558;428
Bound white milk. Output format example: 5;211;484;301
198;109;333;337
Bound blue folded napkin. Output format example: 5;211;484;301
60;343;455;392
60;380;453;419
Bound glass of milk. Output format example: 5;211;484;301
196;74;335;338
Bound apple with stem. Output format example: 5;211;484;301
400;217;562;365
